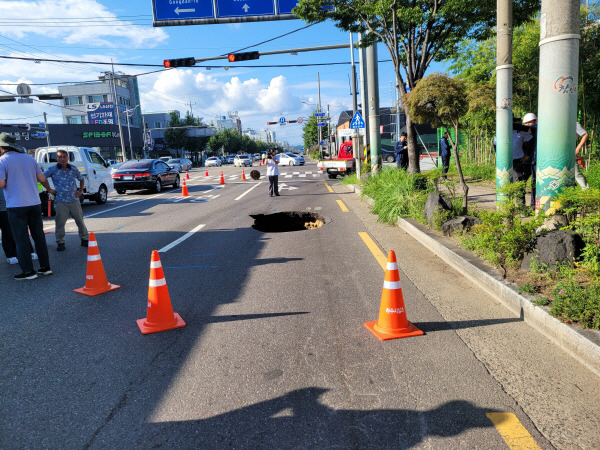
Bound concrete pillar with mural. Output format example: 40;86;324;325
495;0;514;205
536;0;580;213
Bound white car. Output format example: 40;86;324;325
276;153;304;166
205;157;222;167
234;155;252;167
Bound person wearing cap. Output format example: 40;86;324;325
0;133;53;280
43;149;89;251
395;132;408;170
522;113;537;206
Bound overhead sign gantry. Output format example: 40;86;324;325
152;0;300;26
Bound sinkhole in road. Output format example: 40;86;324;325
251;212;325;232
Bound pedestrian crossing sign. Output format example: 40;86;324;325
350;111;365;129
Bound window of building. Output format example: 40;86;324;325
66;115;85;124
87;94;108;103
64;96;83;106
154;122;162;129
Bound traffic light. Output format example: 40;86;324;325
227;51;260;63
163;57;196;68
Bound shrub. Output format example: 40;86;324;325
584;161;600;189
551;280;600;329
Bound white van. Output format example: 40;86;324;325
35;146;114;208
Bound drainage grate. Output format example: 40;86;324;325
251;212;325;232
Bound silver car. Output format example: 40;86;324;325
205;157;222;167
167;158;192;172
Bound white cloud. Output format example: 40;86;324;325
0;0;168;48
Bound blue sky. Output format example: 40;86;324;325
0;0;442;145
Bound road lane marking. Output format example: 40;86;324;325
486;413;540;449
158;223;206;253
235;182;262;201
336;200;349;212
358;232;387;270
324;182;334;192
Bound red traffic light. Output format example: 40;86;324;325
227;51;260;63
163;57;195;68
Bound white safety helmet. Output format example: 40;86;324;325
523;113;537;123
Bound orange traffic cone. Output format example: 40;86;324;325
205;170;209;176
181;178;189;197
137;250;186;334
74;232;120;296
186;170;190;179
241;168;247;180
364;250;423;340
259;159;263;166
219;171;225;185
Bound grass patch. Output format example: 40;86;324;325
361;168;435;224
551;280;600;329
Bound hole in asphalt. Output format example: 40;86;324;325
251;212;325;232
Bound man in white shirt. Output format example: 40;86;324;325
266;152;280;197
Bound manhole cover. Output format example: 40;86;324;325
251;211;325;232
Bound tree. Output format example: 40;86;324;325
294;0;539;173
164;111;186;151
302;109;319;152
404;73;469;212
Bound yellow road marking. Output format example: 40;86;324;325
336;200;349;212
358;232;387;270
324;182;334;192
486;413;540;449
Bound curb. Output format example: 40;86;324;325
349;184;600;377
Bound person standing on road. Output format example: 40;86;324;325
440;131;451;178
0;186;36;265
43;149;89;251
0;133;52;280
266;152;279;197
522;113;538;206
394;132;409;170
511;119;533;205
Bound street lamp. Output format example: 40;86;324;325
123;107;137;160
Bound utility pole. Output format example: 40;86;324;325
366;42;381;173
110;60;127;162
317;72;323;159
358;32;369;153
536;0;581;213
43;112;50;146
496;0;513;206
350;33;360;178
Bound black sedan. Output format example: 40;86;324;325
112;159;180;194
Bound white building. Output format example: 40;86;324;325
215;111;242;134
58;72;142;128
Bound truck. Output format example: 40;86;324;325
35;146;114;216
317;140;356;179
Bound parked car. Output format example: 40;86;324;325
111;159;180;194
205;156;222;167
166;158;192;172
159;156;171;162
234;154;253;167
276;153;304;166
225;155;235;164
382;149;396;163
110;162;125;174
253;153;261;161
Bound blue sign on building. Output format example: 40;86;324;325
153;0;214;21
87;102;116;125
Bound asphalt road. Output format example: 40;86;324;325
1;161;597;448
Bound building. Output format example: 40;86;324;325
142;111;179;152
58;72;143;129
215;111;242;134
243;128;276;144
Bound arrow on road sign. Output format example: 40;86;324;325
175;7;195;14
242;4;250;12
